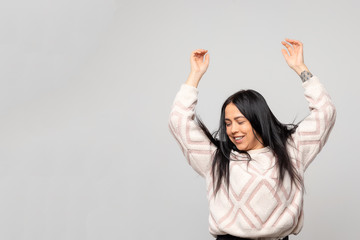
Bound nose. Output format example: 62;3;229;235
231;123;239;134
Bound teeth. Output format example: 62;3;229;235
235;137;243;140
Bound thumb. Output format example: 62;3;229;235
204;53;210;65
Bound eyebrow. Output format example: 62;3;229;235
224;116;245;121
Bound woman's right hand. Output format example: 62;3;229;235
190;49;210;76
186;49;210;88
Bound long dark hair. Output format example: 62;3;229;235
196;89;304;198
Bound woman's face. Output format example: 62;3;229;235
224;102;264;151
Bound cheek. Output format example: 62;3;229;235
243;124;253;136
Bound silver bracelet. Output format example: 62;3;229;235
300;70;313;82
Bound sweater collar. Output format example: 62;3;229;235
230;146;272;160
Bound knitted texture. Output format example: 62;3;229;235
168;76;336;240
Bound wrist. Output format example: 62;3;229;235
293;64;309;76
186;72;202;88
300;70;313;82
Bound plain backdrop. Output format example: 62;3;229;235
0;0;359;239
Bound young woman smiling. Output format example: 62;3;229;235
168;38;336;240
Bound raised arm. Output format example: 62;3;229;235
168;49;216;177
281;38;337;170
292;75;336;171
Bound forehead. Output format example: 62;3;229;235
225;102;244;118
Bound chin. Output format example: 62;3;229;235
234;145;246;151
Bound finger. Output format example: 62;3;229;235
286;39;303;53
194;52;208;59
192;52;202;59
285;38;299;43
281;41;294;55
193;52;207;63
195;51;206;55
195;50;207;56
282;40;297;47
281;49;289;60
285;38;303;46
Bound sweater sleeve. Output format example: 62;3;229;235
168;84;217;178
291;75;337;171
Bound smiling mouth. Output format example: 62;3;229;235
234;136;244;143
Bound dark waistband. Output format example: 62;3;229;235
216;234;289;240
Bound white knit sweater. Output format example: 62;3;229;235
168;75;336;240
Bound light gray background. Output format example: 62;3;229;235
0;0;358;239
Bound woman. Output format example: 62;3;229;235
168;38;336;240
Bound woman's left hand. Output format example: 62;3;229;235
281;38;309;75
